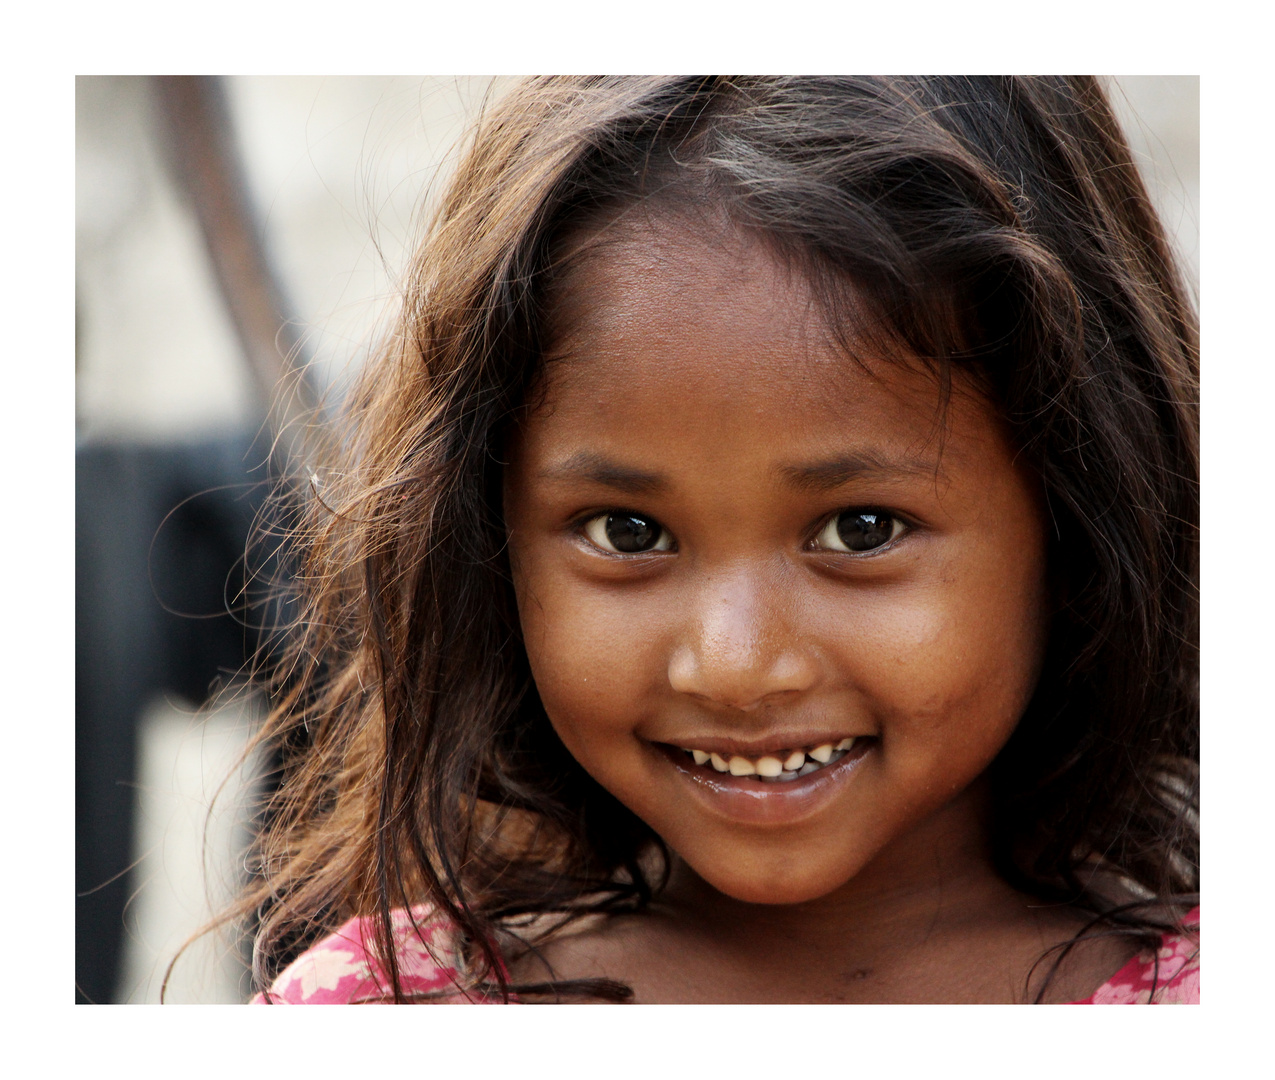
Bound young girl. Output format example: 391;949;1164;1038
240;76;1198;1004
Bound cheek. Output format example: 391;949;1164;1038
819;553;1049;754
513;559;664;751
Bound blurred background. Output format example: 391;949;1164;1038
74;76;1199;1004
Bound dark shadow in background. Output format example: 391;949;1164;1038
75;439;269;1003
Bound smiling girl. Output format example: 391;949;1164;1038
241;77;1198;1004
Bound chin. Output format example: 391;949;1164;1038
694;857;853;907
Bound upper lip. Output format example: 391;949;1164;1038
649;733;870;758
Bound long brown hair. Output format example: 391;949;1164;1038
228;77;1198;1003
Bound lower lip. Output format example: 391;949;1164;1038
654;740;875;827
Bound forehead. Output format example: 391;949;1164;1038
534;214;994;463
547;211;834;392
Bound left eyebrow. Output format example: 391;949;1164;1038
777;452;936;492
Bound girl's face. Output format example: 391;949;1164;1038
505;218;1049;906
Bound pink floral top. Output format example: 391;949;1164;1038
1073;906;1200;1004
253;905;1199;1004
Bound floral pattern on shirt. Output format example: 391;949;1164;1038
253;906;476;1004
1076;906;1200;1004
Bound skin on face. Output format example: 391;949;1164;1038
504;216;1050;911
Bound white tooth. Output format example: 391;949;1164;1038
779;770;800;782
836;738;855;751
710;753;730;772
691;749;710;765
756;756;783;777
809;743;834;764
783;750;805;771
728;756;757;776
798;761;820;776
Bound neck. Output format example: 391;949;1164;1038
508;777;1113;1002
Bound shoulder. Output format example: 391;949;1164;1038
1079;906;1200;1005
251;906;468;1004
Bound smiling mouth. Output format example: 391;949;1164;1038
664;737;870;783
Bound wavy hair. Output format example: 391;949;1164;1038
223;77;1197;1003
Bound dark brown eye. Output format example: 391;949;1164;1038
584;512;673;554
815;511;904;553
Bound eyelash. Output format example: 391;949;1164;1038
576;508;911;557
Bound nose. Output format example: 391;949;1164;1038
666;563;820;711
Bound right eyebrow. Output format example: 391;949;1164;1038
538;451;668;495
